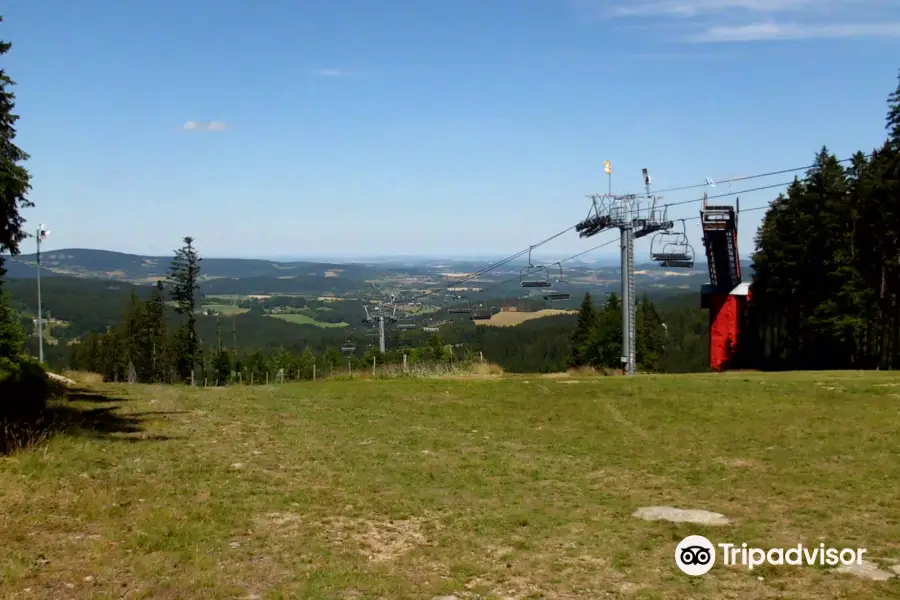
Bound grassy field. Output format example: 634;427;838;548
477;309;576;327
201;303;250;316
2;371;899;598
267;313;348;328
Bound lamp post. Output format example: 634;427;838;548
34;224;50;364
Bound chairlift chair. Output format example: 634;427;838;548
660;240;695;268
520;247;552;288
542;262;571;301
341;341;357;353
649;220;693;265
471;305;494;320
447;297;472;314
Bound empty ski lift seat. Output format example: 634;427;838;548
544;292;571;301
520;265;551;288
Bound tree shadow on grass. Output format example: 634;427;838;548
1;386;181;454
65;389;133;404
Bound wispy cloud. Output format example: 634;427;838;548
312;68;346;77
578;0;900;42
686;21;900;42
181;121;230;132
608;0;819;18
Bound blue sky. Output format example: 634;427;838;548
4;0;899;261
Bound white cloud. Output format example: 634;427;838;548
312;68;345;77
687;21;900;42
609;0;823;18
577;0;900;42
181;121;230;132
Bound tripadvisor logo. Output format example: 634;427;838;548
675;535;868;576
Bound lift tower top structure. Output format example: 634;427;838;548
362;291;398;354
575;167;672;376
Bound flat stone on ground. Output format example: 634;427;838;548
632;506;732;526
832;560;896;581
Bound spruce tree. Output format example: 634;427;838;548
144;281;169;382
0;19;32;369
211;313;232;384
123;290;146;382
636;294;665;371
887;69;900;147
585;292;623;370
167;237;202;381
568;293;596;367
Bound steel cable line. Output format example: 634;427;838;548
657;201;780;233
635;154;871;196
660;180;794;211
476;236;621;295
403;225;576;304
395;153;866;307
434;199;790;323
482;201;778;296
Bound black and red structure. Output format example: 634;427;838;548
699;194;750;371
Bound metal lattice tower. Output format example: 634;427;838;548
621;226;636;374
362;284;401;353
575;168;672;376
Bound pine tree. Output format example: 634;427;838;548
887;68;900;147
568;292;596;367
144;281;169;382
585;292;623;370
636;294;665;371
211;313;232;384
123;290;146;382
167;237;202;382
0;19;33;369
0;290;25;371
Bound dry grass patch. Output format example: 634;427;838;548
325;515;430;562
477;309;576;327
60;370;104;386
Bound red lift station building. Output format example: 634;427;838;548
699;198;749;371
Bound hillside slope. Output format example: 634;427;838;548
1;372;896;599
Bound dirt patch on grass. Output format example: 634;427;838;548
326;516;429;562
253;512;304;534
717;457;763;469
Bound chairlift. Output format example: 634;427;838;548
542;262;571;302
447;297;472;314
660;243;695;268
520;246;552;288
471;304;495;320
650;220;695;268
341;341;356;353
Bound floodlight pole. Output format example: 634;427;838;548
36;225;45;364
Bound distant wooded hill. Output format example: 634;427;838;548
3;247;754;282
3;248;404;281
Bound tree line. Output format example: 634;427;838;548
567;292;667;372
70;237;231;384
747;70;900;370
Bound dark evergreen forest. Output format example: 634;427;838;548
747;72;900;370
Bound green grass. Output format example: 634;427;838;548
267;313;348;328
201;303;250;316
2;371;900;599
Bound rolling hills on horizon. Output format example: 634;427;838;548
3;247;751;283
